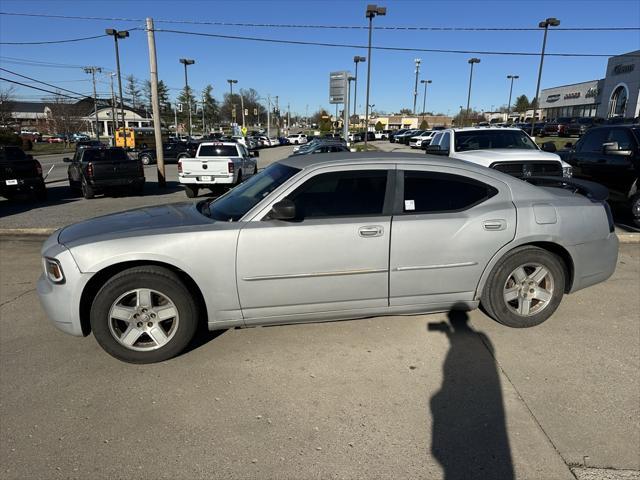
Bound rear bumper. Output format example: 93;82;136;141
89;177;144;189
179;173;235;185
1;177;44;195
567;232;619;293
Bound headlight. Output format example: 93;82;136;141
44;257;65;283
562;165;573;178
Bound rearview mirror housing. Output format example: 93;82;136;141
269;199;296;220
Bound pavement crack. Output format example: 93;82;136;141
0;288;35;308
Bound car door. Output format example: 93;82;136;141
68;150;83;182
236;165;394;322
389;166;516;306
569;127;610;181
595;128;638;201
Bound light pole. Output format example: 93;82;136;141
105;29;129;131
83;66;102;140
201;93;206;134
364;4;386;149
532;17;560;135
466;58;481;126
179;58;195;136
227;79;238;126
353;56;366;129
420;79;432;122
506;74;519;118
412;58;421;115
109;73;117;134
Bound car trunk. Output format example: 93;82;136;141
0;149;40;183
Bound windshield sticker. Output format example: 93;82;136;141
405;200;415;211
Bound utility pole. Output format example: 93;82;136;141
275;95;280;136
109;73;117;135
287;103;290;135
83;66;102;140
267;95;271;137
174;102;178;136
240;94;245;129
412;58;421;115
201;92;206;134
146;17;166;187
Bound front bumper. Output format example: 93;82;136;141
36;241;92;337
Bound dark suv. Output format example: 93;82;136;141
138;142;197;165
559;124;640;226
0;145;46;200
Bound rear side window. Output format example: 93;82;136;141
198;145;239;157
578;129;609;152
402;171;497;214
287;170;388;219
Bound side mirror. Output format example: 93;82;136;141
541;141;557;153
269;199;296;220
564;142;574;149
63;157;72;162
250;150;259;158
603;142;632;156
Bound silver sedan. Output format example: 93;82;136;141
38;153;618;363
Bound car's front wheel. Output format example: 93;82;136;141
140;154;153;165
481;246;565;328
90;266;198;363
631;194;640;227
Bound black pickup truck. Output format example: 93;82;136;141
0;145;46;200
65;147;145;199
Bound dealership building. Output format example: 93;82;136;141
540;50;639;120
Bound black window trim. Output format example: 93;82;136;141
393;169;498;216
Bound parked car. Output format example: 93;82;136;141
0;145;46;200
543;117;574;137
409;131;435;149
374;130;392;140
565;117;605;137
388;129;406;143
517;122;547;136
138;142;197;165
178;141;258;198
286;133;308;145
394;129;421;144
559;124;640;226
348;132;363;143
37;152;618;363
47;135;66;144
425;127;572;178
75;140;105;151
64;147;145;199
289;142;350;156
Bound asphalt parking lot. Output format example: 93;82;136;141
0;238;638;480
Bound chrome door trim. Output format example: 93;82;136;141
243;268;388;282
394;261;478;272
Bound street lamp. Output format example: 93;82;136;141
506;74;519;118
105;28;129;130
179;58;195;136
364;4;386;149
353;56;366;129
412;58;421;115
466;58;481;126
420;79;432;121
227;79;238;125
531;17;560;135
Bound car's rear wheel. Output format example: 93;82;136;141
90;266;198;363
184;185;198;198
81;179;95;199
235;170;243;186
631;194;640;227
481;246;565;328
140;154;153;165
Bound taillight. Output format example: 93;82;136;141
87;162;94;177
35;160;42;176
177;160;182;174
228;162;234;173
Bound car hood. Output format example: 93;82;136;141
58;202;212;247
453;149;561;167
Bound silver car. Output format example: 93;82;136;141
37;153;619;363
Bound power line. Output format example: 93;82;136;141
155;28;636;58
0;33;110;45
0;56;87;69
0;67;86;96
0;77;81;99
0;12;637;31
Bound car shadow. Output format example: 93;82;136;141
181;323;227;355
428;309;514;480
0;185;76;219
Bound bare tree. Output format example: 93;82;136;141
48;93;85;138
0;86;16;128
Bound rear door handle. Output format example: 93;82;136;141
359;225;384;237
483;220;507;231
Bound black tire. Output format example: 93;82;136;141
184;185;198;198
131;181;145;196
480;246;565;328
90;266;198;363
35;185;47;201
235;170;243;186
140;154;153;165
81;179;95;199
631;194;640;228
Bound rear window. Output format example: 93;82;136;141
198;145;239;157
83;149;129;162
454;130;537;151
0;147;27;162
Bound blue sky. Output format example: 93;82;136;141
1;0;638;117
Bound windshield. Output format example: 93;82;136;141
206;163;300;221
454;130;538;152
198;145;239;157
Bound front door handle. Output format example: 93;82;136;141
359;225;384;237
483;219;507;231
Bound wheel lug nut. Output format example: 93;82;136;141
142;308;148;313
133;313;139;318
147;322;153;327
136;322;143;328
150;313;156;319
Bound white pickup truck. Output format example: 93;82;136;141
426;127;572;178
178;141;258;198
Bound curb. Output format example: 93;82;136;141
0;228;638;243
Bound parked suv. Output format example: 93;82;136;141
559;124;640;226
0;145;46;200
286;133;308;145
138;142;197;165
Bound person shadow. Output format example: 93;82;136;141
429;309;514;480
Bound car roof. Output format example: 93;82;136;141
448;127;522;132
198;141;240;146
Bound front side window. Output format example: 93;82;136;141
607;128;635;151
402;171;497;214
578;129;609;152
439;133;451;151
286;170;388;219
